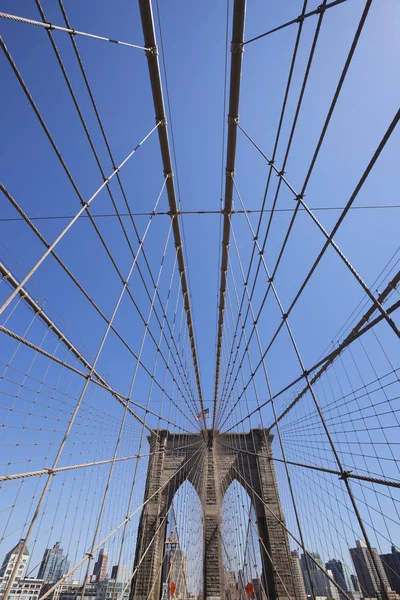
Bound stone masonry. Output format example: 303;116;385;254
130;429;296;600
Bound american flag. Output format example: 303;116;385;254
195;408;210;421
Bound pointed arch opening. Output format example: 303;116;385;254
221;479;266;600
163;480;203;600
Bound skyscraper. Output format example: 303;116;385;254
380;547;400;595
301;552;339;600
292;550;307;600
301;552;323;596
300;552;323;596
315;569;340;600
350;540;391;599
38;542;70;583
326;558;355;600
0;539;29;581
110;565;131;583
93;548;109;583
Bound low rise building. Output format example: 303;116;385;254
0;577;44;600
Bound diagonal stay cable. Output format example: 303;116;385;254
221;178;395;600
224;297;399;433
220;141;400;429
280;247;400;419
268;284;400;431
214;0;231;380
118;214;202;428
112;321;203;600
0;263;200;432
218;0;320;413
78;346;200;600
278;364;400;435
38;442;204;600
0;11;147;50
217;228;307;597
220;95;399;417
124;220;199;423
0;118;157;311
219;0;373;410
216;441;400;489
0;441;202;483
236;107;400;338
152;1;203;401
36;0;199;412
1;197;179;600
0;36;161;316
138;0;205;422
0;183;198;420
118;441;206;600
215;222;268;430
213;0;247;430
224;280;399;433
229;463;354;600
1;27;197;409
215;221;269;429
0;324;199;434
244;0;348;45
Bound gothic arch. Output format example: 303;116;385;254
221;479;263;585
131;430;296;600
216;432;295;600
219;460;263;502
168;478;203;519
131;432;204;600
166;480;204;598
164;440;205;509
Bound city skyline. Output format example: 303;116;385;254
2;534;400;600
0;540;133;600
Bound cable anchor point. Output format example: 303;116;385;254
231;41;244;54
146;45;158;57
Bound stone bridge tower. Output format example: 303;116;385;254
130;429;296;600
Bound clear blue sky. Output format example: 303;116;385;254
1;0;400;590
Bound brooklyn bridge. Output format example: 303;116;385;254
0;1;399;600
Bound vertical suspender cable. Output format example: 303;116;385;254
213;0;247;430
138;0;205;429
